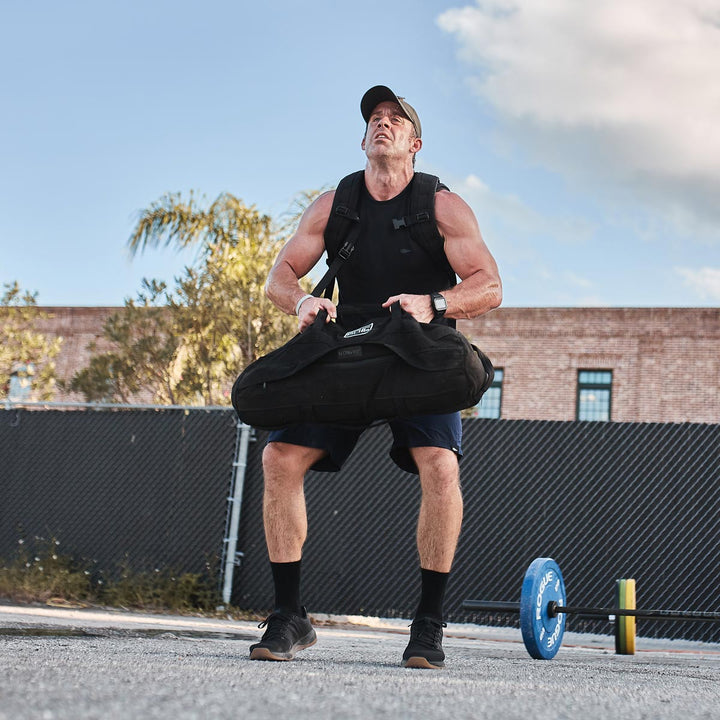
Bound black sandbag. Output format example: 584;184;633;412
232;303;493;429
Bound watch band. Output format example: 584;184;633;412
430;292;447;318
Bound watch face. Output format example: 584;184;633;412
433;294;447;312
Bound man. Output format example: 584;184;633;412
250;85;502;668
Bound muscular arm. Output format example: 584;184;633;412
383;190;502;322
265;190;338;330
435;190;502;318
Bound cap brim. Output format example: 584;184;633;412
361;85;402;123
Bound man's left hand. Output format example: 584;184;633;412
382;293;435;323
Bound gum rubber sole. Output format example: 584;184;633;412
249;637;317;661
402;656;445;669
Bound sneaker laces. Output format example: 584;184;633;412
257;611;295;643
410;617;447;647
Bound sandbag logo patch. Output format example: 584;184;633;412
344;322;373;339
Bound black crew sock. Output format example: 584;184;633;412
415;568;449;621
270;560;302;614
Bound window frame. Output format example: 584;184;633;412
576;369;613;422
474;367;504;419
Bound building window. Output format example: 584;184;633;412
577;370;612;421
8;362;35;402
472;368;503;419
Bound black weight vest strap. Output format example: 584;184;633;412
322;171;455;297
313;171;364;299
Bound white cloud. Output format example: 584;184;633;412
440;171;604;304
452;172;596;250
676;266;720;300
438;0;720;236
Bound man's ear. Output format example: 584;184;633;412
411;137;422;153
361;134;366;151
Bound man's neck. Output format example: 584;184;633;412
363;161;415;201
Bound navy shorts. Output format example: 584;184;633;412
267;413;463;475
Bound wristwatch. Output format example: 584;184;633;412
430;292;447;319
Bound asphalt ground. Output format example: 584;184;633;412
1;604;718;719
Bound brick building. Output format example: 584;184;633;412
34;308;118;392
8;306;720;423
462;307;719;424
6;307;128;404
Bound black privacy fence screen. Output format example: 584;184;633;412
1;405;717;643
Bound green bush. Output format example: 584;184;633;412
0;537;220;613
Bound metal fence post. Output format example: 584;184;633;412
221;420;253;606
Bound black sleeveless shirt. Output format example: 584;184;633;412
331;176;457;325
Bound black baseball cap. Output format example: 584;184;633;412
361;85;422;138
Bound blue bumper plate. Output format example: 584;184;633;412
519;557;566;659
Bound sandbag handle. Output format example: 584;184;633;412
389;301;403;320
311;308;329;330
309;302;404;332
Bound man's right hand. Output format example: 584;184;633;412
297;296;337;332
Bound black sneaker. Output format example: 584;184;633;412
249;607;317;661
402;615;447;669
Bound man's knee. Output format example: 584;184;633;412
262;442;326;484
412;446;459;475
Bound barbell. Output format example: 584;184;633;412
462;557;720;660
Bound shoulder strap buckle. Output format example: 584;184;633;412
335;205;360;222
392;211;430;230
338;241;355;261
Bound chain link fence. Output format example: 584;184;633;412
235;420;720;644
0;404;237;580
1;405;718;644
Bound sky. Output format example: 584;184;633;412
2;0;719;308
